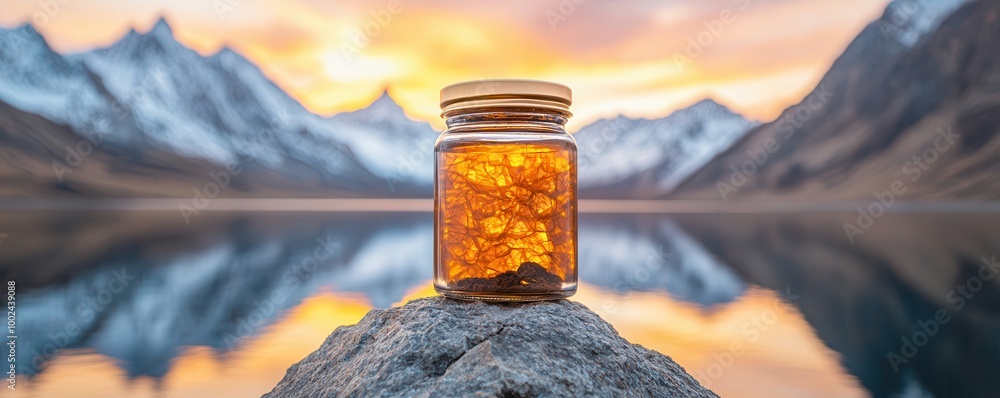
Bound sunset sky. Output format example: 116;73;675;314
1;0;890;130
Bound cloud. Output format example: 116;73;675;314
0;0;889;128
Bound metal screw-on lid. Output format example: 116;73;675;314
440;79;572;117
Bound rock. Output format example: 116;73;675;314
264;297;717;398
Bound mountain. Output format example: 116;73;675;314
0;24;116;135
0;98;373;198
327;91;437;192
76;18;402;192
78;19;382;186
670;0;1000;201
575;99;756;198
0;17;754;199
0;18;436;197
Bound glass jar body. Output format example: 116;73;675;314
433;112;578;301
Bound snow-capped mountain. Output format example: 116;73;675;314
0;24;115;136
76;18;388;189
881;0;965;47
574;99;757;198
328;91;438;190
671;0;1000;201
0;18;437;196
0;17;753;199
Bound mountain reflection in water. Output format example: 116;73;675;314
2;208;998;398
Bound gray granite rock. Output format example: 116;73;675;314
264;297;718;398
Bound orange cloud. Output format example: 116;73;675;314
0;0;889;130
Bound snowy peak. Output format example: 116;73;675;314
574;98;757;196
128;17;177;44
98;16;186;60
665;99;752;139
682;98;738;117
149;16;174;38
205;45;309;124
0;23;64;73
0;23;41;42
336;90;408;124
324;90;437;186
370;90;404;114
0;21;116;134
210;46;245;64
880;0;965;47
70;17;423;190
578;98;742;135
209;46;272;81
0;23;53;57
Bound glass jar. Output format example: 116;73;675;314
434;79;578;301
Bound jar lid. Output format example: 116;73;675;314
440;79;572;117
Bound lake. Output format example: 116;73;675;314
3;202;999;397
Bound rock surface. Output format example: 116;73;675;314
264;297;717;398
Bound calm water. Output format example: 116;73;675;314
2;205;999;398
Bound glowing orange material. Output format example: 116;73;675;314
436;141;576;286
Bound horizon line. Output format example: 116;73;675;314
1;198;999;213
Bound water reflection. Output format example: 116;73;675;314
579;214;745;306
673;213;1000;398
3;209;998;397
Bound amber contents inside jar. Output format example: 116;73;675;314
434;79;577;301
437;141;576;297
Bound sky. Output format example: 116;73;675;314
0;0;890;130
